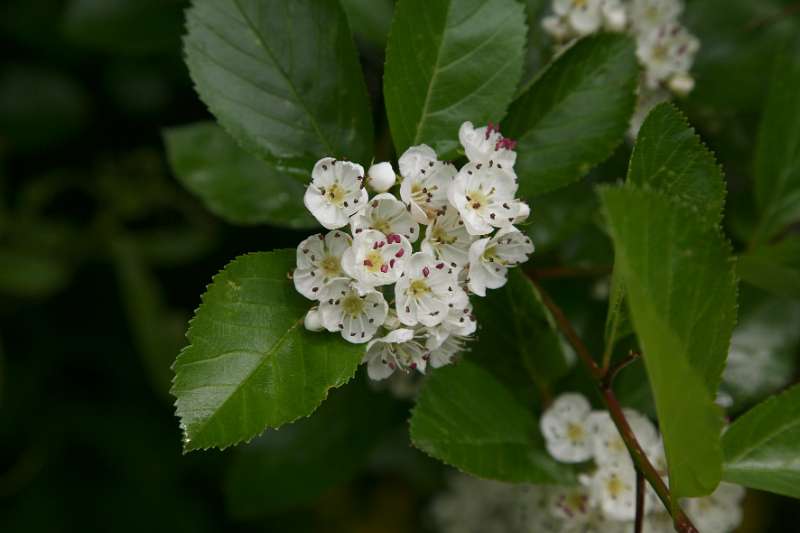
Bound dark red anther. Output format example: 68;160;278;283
422;266;430;277
380;264;389;273
436;263;444;269
395;248;405;258
390;259;396;268
410;362;417;370
363;259;373;267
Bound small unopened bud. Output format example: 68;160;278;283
304;308;324;332
514;202;531;224
668;73;695;97
603;7;627;32
368;162;396;192
542;15;569;42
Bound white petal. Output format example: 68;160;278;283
367;161;396;192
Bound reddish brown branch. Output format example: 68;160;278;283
635;468;645;533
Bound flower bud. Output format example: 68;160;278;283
668;73;695;97
603;6;627;32
367;162;396;192
304;308;324;332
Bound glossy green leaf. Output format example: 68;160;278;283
164;122;317;228
172;250;364;451
339;0;394;49
752;39;800;244
723;383;800;499
184;0;373;167
383;0;527;158
600;187;737;498
225;376;396;518
738;236;800;299
504;33;638;198
470;269;571;401
627;103;726;228
410;360;574;484
721;286;800;412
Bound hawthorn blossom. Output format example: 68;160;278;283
467;226;534;296
685;483;746;533
398;144;455;224
547;485;593;526
636;23;699;89
458;121;517;171
318;279;388;343
350;192;419;242
303;157;367;229
341;229;411;289
585;463;638;521
425;288;477;348
630;0;682;34
449;162;528;236
367;161;396;192
421;206;476;270
293;230;352;300
428;330;471;368
362;328;428;380
303;307;324;332
588;409;659;467
395;252;460;327
540;393;595;463
553;0;605;36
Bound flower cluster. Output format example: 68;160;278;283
294;122;534;381
431;392;746;533
542;0;700;134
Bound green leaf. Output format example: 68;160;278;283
470;269;571;401
410;360;574;484
504;33;638;198
723;383;800;499
339;0;394;50
752;39;800;244
627;103;726;228
518;0;553;89
224;376;397;518
383;0;527;158
721;286;800;412
184;0;373;167
600;186;737;498
0;249;72;298
171;250;364;451
738;236;800;299
164;122;317;228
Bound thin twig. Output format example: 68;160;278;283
635;468;645;533
602;350;641;389
529;274;699;533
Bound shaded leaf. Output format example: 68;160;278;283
600;186;737;498
172;250;364;451
738;236;800;299
164;122;317;228
383;0;527;158
184;0;373;167
410;360;574;484
723;383;800;499
504;33;638;198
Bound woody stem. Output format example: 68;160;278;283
528;275;698;533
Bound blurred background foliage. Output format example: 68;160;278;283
0;0;798;531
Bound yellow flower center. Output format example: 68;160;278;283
320;255;341;277
371;217;392;235
325;182;347;206
341;293;364;316
409;279;431;297
566;422;585;443
606;474;628;499
364;250;384;273
431;225;456;245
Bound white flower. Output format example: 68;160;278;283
458;121;517;171
318;279;388;343
341;229;412;289
421;206;477;270
602;0;627;32
362;328;428;380
542;14;571;41
395;252;460;327
540;393;594;463
685;483;746;533
554;0;604;36
637;23;700;90
303;157;367;229
668;72;695;96
586;463;638;521
303;307;324;332
630;0;682;35
467;226;534;297
588;409;658;468
428;332;470;369
425;288;477;347
449;162;527;236
398;144;456;224
350;192;420;243
293;230;352;300
367;161;396;192
547;485;593;526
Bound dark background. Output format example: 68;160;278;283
1;1;798;531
